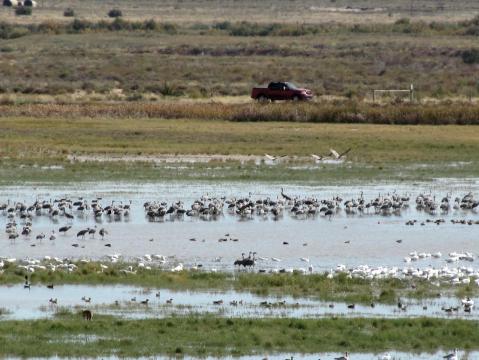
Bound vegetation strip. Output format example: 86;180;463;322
2;102;479;125
0;316;478;357
0;263;476;303
1;17;479;38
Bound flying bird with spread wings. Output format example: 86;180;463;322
329;148;352;160
264;154;286;161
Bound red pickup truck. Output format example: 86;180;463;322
251;82;313;102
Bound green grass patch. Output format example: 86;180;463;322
0;262;474;304
0;316;478;357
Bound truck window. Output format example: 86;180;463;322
269;83;282;90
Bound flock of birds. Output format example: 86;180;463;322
264;147;352;163
280;351;462;360
1;187;475;360
0;197;132;246
142;190;479;222
1;191;478;238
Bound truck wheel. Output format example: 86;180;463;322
292;96;300;102
257;95;269;103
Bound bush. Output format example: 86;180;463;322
465;25;479;36
2;0;14;6
63;8;75;17
69;19;89;32
108;8;122;18
23;0;35;6
395;18;410;25
462;49;479;64
143;19;156;30
15;6;32;16
0;22;28;39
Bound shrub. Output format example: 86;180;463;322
69;19;89;32
63;8;75;17
0;22;28;39
161;23;177;34
395;18;410;25
462;49;479;64
143;19;156;30
15;6;32;16
2;0;13;6
23;0;35;6
109;18;130;31
108;8;122;18
213;21;232;31
465;26;479;36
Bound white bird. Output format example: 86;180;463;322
379;353;391;360
264;154;285;162
329;148;352;160
271;257;281;262
311;154;324;161
443;349;458;360
300;257;310;262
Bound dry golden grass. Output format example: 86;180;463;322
1;115;478;164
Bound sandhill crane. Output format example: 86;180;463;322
24;275;30;290
99;228;108;240
443;349;458;360
59;225;71;234
281;188;292;201
330;148;351;160
77;228;89;239
335;352;350;360
88;226;96;238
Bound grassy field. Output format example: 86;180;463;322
1;262;476;304
0;18;479;99
1;0;478;25
1;315;478;357
0;114;478;183
2;115;479;160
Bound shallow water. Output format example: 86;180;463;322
0;284;476;321
8;351;479;360
1;180;479;272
